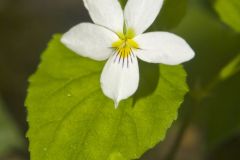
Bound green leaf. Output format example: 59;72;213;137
219;54;240;80
108;152;126;160
214;0;240;33
26;35;188;160
0;96;24;155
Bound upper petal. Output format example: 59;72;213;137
124;0;164;35
134;32;195;65
83;0;124;33
61;23;119;61
100;54;139;107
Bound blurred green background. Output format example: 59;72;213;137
0;0;239;159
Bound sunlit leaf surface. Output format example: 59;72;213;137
26;35;188;160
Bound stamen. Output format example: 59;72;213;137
112;31;139;67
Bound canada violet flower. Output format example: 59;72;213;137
61;0;195;107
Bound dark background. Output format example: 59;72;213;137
0;0;240;160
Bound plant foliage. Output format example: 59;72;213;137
26;35;189;160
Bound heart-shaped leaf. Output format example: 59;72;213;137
26;35;188;160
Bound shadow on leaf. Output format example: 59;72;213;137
132;60;160;106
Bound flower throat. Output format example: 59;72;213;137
112;28;139;60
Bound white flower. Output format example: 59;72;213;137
61;0;195;108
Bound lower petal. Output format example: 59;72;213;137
100;54;139;107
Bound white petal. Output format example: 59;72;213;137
61;23;119;61
134;32;195;65
100;54;139;107
124;0;164;35
83;0;124;33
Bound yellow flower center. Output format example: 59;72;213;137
112;29;139;59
